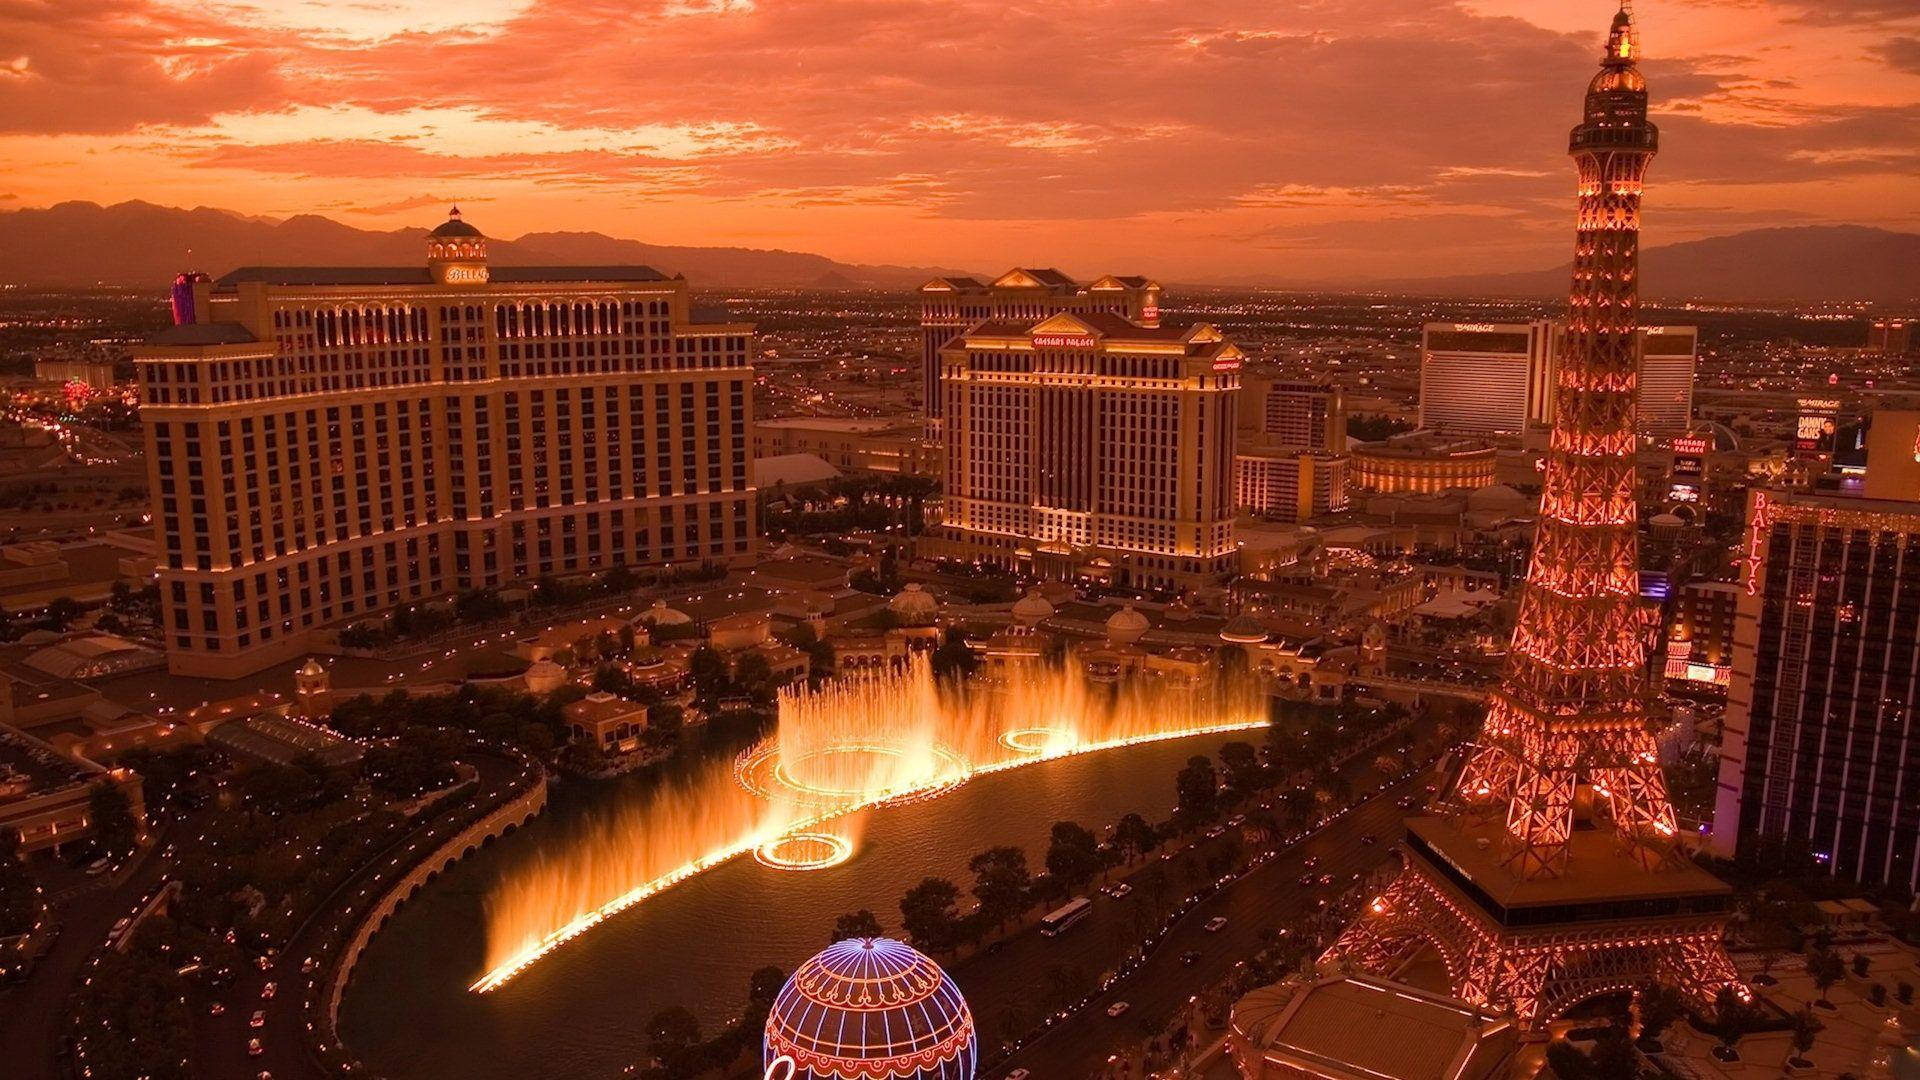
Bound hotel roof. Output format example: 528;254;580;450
1232;974;1515;1080
143;322;260;346
214;265;670;287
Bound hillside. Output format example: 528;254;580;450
1381;225;1919;304
0;201;977;289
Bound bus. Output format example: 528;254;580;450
1039;897;1092;937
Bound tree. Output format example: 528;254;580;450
899;877;962;954
1219;741;1262;796
1635;982;1687;1050
1045;821;1103;892
969;846;1033;930
744;964;786;1034
41;595;82;631
688;645;731;703
1806;946;1845;1007
88;781;138;856
831;909;885;942
1113;812;1160;864
645;1006;703;1077
1788;1007;1821;1066
0;826;38;936
1714;984;1754;1057
1175;755;1219;825
930;627;978;681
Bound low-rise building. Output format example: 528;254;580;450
1351;434;1497;495
1229;973;1516;1080
563;692;650;754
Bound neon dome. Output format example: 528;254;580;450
764;937;977;1080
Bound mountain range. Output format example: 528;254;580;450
1381;224;1919;304
0;201;1913;303
0;201;975;289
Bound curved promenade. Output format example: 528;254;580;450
304;745;549;1077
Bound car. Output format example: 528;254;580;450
209;1002;226;1017
1302;856;1320;870
1109;883;1132;899
1361;834;1378;846
300;956;317;974
110;917;131;938
1180;950;1202;966
257;1072;273;1080
256;954;274;971
250;1010;266;1029
1317;873;1335;886
1228;814;1246;827
1007;1070;1030;1080
1397;795;1417;809
1106;1001;1131;1018
84;858;112;876
1205;825;1226;839
259;981;276;1000
247;1038;264;1057
1205;916;1229;932
1297;874;1316;888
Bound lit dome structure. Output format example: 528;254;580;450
888;583;939;626
1009;587;1054;628
639;599;692;627
1105;603;1150;645
764;937;977;1080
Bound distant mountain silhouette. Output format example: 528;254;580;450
1380;225;1919;304
0;201;978;289
2;202;1912;302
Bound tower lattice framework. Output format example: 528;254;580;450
1451;5;1675;880
1324;9;1741;1028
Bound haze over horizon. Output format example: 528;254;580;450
2;1;1917;282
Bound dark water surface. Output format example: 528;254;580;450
340;732;1238;1080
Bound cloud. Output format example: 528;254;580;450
1;0;1914;278
1875;36;1920;75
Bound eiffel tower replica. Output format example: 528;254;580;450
1323;7;1740;1028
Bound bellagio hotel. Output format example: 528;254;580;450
929;311;1242;591
135;210;755;677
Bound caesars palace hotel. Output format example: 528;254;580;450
135;210;755;677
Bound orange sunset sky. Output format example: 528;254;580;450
1;0;1916;282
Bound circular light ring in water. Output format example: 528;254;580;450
754;832;854;872
998;727;1077;755
737;740;969;808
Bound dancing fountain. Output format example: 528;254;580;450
471;655;1263;992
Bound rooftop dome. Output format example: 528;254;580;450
429;206;484;238
764;937;977;1080
297;657;327;678
888;583;939;625
1220;614;1268;645
1010;587;1054;627
639;599;692;627
1106;603;1150;645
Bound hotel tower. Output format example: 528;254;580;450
1324;9;1739;1026
929;311;1242;591
917;270;1160;430
135;210;756;677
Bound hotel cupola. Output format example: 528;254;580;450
427;206;489;285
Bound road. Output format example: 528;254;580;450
0;815;192;1080
198;748;538;1080
981;766;1434;1079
